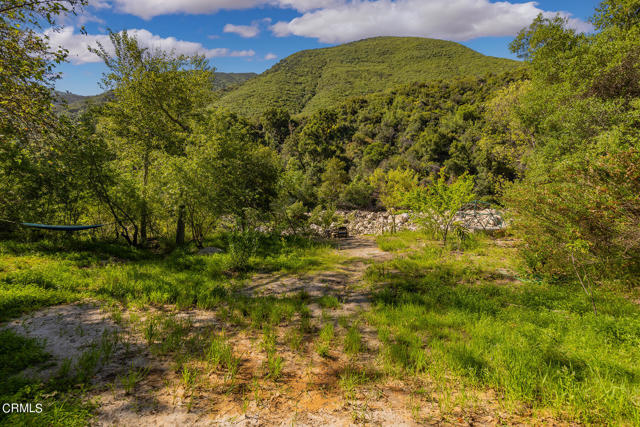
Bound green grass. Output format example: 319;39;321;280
367;236;640;424
376;231;433;252
0;233;339;424
344;326;363;356
0;233;340;320
0;327;117;426
316;322;335;358
2;231;639;424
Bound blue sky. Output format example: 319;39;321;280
52;0;601;95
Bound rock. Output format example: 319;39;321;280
398;213;410;223
198;246;224;255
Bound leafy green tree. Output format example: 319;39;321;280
0;1;93;231
318;157;348;207
261;107;292;152
340;176;374;209
406;171;476;246
369;168;417;233
502;0;640;288
91;31;214;245
1;0;86;136
181;110;280;236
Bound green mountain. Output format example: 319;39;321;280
211;72;257;91
218;37;521;117
54;71;257;114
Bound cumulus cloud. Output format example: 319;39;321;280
271;0;592;43
44;27;255;64
224;23;260;38
265;52;278;60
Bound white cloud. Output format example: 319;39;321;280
230;49;257;57
44;27;255;64
224;23;260;38
109;0;263;20
103;0;344;19
271;0;592;43
265;52;278;60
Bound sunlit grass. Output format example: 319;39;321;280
368;234;640;424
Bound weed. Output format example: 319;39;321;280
181;365;199;389
264;352;284;380
318;294;340;309
344;326;363;356
339;365;378;399
316;322;334;358
206;333;239;380
285;328;303;352
120;366;149;395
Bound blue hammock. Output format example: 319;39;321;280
21;222;104;231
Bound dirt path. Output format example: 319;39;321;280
247;237;392;317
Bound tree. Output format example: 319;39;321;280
180;110;280;238
369;168;417;233
1;0;86;136
406;171;476;246
318;157;348;207
261;107;292;152
0;1;92;231
501;0;640;291
91;31;214;245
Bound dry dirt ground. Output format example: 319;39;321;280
4;238;561;426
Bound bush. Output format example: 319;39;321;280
226;232;258;272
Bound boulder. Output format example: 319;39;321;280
198;247;224;255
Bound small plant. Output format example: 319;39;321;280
318;294;340;309
77;347;101;382
226;232;258;272
143;317;157;346
264;352;284;380
100;329;119;363
316;322;334;358
344;326;362;356
285;328;303;352
120;365;149;395
206;333;239;380
339;365;374;400
181;364;199;389
405;170;476;245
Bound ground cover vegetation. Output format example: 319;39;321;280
1;0;640;424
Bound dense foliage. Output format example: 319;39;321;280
500;2;640;286
268;69;527;211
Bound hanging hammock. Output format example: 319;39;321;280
20;222;105;231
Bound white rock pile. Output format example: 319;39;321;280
333;209;505;236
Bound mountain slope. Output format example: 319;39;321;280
211;72;257;91
218;37;521;117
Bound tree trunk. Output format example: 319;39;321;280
390;209;396;234
140;150;150;244
176;204;186;246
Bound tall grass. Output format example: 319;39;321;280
367;238;640;424
0;233;341;319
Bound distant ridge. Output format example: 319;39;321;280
218;36;521;117
55;71;258;115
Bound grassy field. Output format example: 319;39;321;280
1;232;639;425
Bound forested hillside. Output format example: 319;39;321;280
263;69;528;210
218;37;520;116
